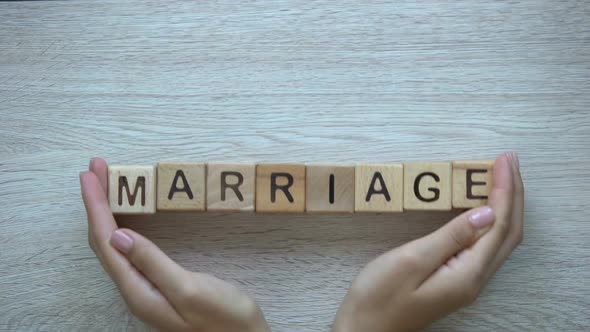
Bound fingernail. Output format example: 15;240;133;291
110;230;133;254
89;158;97;171
468;206;495;229
508;152;520;170
513;152;520;169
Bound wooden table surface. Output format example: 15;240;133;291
1;1;589;331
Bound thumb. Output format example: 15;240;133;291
409;206;496;277
110;229;189;302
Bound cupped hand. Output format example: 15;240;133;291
80;158;270;332
332;152;524;332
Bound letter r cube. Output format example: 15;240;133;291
256;164;305;213
207;163;256;211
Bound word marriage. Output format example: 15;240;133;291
107;161;493;214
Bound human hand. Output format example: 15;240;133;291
332;152;524;332
80;158;271;332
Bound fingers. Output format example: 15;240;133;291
83;157;112;248
89;157;108;195
80;170;117;244
81;165;189;331
413;153;519;307
401;153;515;285
409;205;496;284
501;152;524;248
113;264;190;332
469;153;516;268
486;152;524;280
110;230;270;331
110;228;190;305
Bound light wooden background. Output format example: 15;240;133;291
1;1;589;331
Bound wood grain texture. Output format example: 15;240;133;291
0;0;589;331
452;160;494;208
157;162;206;211
404;162;453;211
306;164;355;213
207;163;256;211
256;164;306;213
108;166;157;214
355;164;404;213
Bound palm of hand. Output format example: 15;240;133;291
81;158;270;332
333;152;523;332
80;153;522;332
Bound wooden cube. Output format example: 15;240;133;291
157;162;206;211
403;162;452;211
256;164;305;213
306;164;355;213
108;165;156;214
355;164;403;212
452;160;494;208
207;163;255;211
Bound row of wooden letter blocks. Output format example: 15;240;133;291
107;161;494;214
